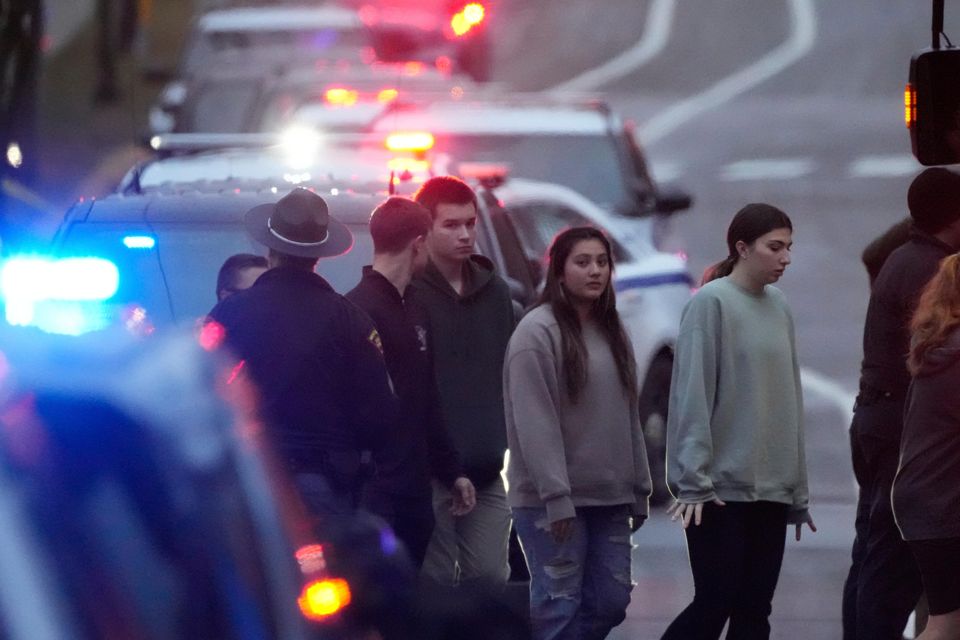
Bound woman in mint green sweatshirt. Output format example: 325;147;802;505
504;226;651;640
661;203;816;640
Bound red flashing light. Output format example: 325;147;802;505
450;3;485;37
435;55;452;74
295;544;327;573
199;321;226;352
385;131;435;153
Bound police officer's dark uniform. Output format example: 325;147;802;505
843;168;960;640
209;188;397;520
347;266;463;567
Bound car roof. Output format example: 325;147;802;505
125;140;430;195
196;5;363;32
74;189;384;226
370;98;612;135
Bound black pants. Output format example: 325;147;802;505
842;404;923;640
661;501;789;640
362;487;436;569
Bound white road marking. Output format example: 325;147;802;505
848;154;920;178
720;158;814;181
638;0;818;145
800;367;855;421
545;0;675;94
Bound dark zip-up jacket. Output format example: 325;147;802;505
346;267;463;497
410;256;515;489
209;267;397;470
857;228;955;440
893;328;960;540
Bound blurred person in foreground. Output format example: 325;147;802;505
504;226;651;640
346;196;476;569
215;253;268;302
843;168;960;640
411;176;515;589
892;254;960;640
662;203;814;640
208;188;397;524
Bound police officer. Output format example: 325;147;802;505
209;188;397;522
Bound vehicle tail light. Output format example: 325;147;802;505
377;88;399;103
298;578;352;620
385;131;435;153
324;87;359;107
905;82;916;129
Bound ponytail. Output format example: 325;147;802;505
702;255;737;285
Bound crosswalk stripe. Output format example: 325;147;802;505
720;158;814;181
848;154;920;178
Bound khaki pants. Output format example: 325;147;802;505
421;476;511;587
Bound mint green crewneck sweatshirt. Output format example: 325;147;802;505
666;277;809;523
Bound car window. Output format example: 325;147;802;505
486;203;537;302
56;221;374;328
508;202;632;264
430;134;633;214
182;80;261;133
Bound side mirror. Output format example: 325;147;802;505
655;188;692;215
907;47;960;166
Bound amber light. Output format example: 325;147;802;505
298;578;352;620
377;88;399;103
904;82;916;129
324;87;358;107
385;131;435;152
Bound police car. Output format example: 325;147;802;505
366;95;693;228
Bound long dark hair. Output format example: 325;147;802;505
539;226;638;403
703;203;793;284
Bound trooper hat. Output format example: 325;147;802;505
908;167;960;234
245;188;353;258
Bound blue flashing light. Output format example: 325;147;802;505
1;256;120;333
123;235;156;249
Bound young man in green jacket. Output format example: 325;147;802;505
411;176;515;588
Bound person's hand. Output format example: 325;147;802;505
449;476;476;516
666;497;726;528
550;517;575;544
794;512;817;541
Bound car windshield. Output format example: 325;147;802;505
184;27;370;74
431;134;634;214
181;80;261;133
56;221;374;327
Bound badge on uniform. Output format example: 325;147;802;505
415;325;428;352
368;328;384;354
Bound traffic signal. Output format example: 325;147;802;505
906;47;960;166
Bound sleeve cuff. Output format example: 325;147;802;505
787;506;809;525
631;495;649;519
545;496;576;523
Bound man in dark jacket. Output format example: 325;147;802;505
346;196;476;569
208;188;397;523
843;167;960;640
411;176;515;588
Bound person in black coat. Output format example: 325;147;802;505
208;188;398;524
346;196;476;569
893;254;960;639
843;168;960;640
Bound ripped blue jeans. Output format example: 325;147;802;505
512;504;634;640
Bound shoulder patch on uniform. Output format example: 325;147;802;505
368;328;384;354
